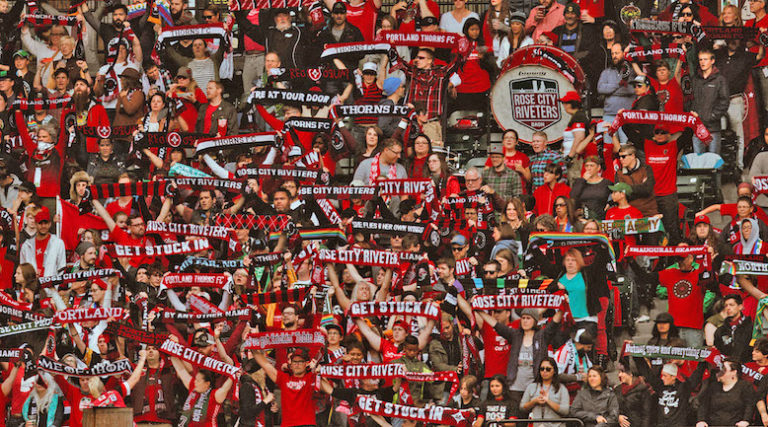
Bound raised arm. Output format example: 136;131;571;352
327;264;351;312
417;317;435;350
169;354;193;387
354;317;382;351
91;199;117;231
125;349;147;390
253;351;278;382
214;376;235;403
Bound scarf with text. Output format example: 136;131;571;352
140;131;207;148
53;307;126;324
160;273;231;289
629;19;705;41
159;339;240;378
105;323;168;347
37;269;121;289
146;221;232;240
0;319;55;337
721;260;768;275
235;166;319;181
351;218;432;237
702;25;764;45
195;132;278;155
625;245;710;268
162;308;250;323
284;117;333;133
243;329;326;350
298;185;377;200
316;198;342;225
12;96;71;112
0;348;22;362
624;43;685;63
349;301;441;321
37;356;132;377
601;217;665;238
318;248;400;268
528;46;579;83
170;177;243;193
249;252;283;266
331;103;413;120
471;288;567;310
269;67;351;84
107;238;212;257
609;110;712;143
187;293;222;316
78;125;137;139
242;287;310;306
621;342;715;362
355;396;472;426
377;179;436;203
247;88;331;107
320;42;391;60
753;176;768;194
379;30;468;50
177;257;244;272
268;228;347;242
457;277;554;290
157;23;228;45
455;258;473;276
0;292;44;323
214;213;294;233
318;364;460;397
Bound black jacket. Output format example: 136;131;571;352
314;22;365;68
493;318;561;385
614;380;653;427
687;67;730;132
714;313;754;363
697;379;756;426
624;93;660;145
635;356;706;427
236;10;308;69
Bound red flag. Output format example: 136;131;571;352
743;74;760;152
58;199;108;251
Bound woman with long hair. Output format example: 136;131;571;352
553;196;577;232
452;18;494;112
614;360;652;427
427;153;454;198
502;198;530;248
355;125;383;164
494;248;517;277
139;92;169;133
14;263;37;304
22;373;64;426
473;374;517;425
521;357;570;426
406;134;432;178
113;69;145;129
570;366;619;427
491;222;522;262
696;359;755;427
168;68;208;132
482;0;510;63
496;11;532;67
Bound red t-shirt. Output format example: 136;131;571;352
380;338;404;363
659;266;704;329
481;322;510;379
650;77;684;115
720;203;768;225
747;16;768;67
106;199;132;218
276;371;317;426
345;0;378;42
457;49;491;94
203;104;218;134
55;375;92;427
34;235;51;277
110;227;154;267
644;139;677;197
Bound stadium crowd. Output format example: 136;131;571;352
6;0;768;426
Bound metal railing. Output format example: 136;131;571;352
487;418;586;427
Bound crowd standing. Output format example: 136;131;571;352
6;0;768;426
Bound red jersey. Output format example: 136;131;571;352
105;199;132;218
659;265;705;329
532;182;571;216
276;371;317;426
481;322;510;379
345;0;378;41
644;139;677;196
110;227;155;267
380;339;404;363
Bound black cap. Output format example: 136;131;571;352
291;347;310;361
325;323;343;335
331;2;346;13
655;312;674;323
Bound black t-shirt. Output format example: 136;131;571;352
479;397;517;422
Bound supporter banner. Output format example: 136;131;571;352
355;396;473;426
242;287;310;306
723;259;768;275
625;245;710;268
213;214;294;233
624;43;685;63
0;292;44;322
53;307;126;324
457;278;553;290
37;356;132;378
629;19;704;40
20;14;78;27
471;289;566;310
379;30;468;50
0;319;55;337
290;151;322;169
162;308;250;322
284;117;333;132
37;269;121;288
160;273;230;289
77;125;137;139
270;67;351;83
349;301;440;321
158;339;240;378
316;198;342;224
177;257;244;272
622;342;714;361
12;96;71;112
608;110;712;143
753;176;768;194
332;103;412;119
0;348;22;361
243;329;326;350
298;185;377;199
195;132;278;155
318;248;400;268
269;227;346;242
455;258;472;276
235;166;319;181
146;221;232;240
88;180;173;201
107;238;212;257
317;363;406;379
399;251;426;264
351;219;430;236
187;293;221;316
170;177;243;193
377;179;435;197
157;23;227;44
142;131;208;148
600;217;664;237
247;89;331;107
106;323;168;347
320;42;391;59
250;252;282;266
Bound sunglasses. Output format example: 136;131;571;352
483;270;497;275
618;154;631;159
540;366;553;372
554;203;566;207
451;246;464;252
680;12;693;16
203;15;215;20
654;129;669;135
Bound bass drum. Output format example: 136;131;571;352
490;64;578;145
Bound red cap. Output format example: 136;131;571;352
392;320;410;332
93;277;109;290
542;31;558;43
559;91;581;103
738;182;754;192
694;215;710;225
34;206;51;223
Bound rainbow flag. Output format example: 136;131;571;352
528;232;616;262
156;0;173;26
268;228;347;242
127;1;147;20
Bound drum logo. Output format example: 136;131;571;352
509;78;560;131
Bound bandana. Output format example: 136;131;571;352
379;30;469;50
355;396;473;426
37;269;121;289
177;257;245;272
298;185;377;199
320;42;391;59
160;273;231;289
624;43;686;63
146;221;232;240
608;110;712;143
349;301;440;321
247;88;331;107
195;132;278;155
37;356;132;377
158;339;240;378
107;238;212;257
318;248;400;268
170;177;243;193
243;329;326;350
53;307;126;324
242;287;310;306
162;308;250;323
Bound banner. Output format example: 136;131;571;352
320;42;391;59
601;217;664;237
177;257;245;272
157;23;228;44
625;245;710;268
247;89;331;107
243;329;326;350
298;186;377;199
107;238;211;257
608;110;712;143
235;166;319;181
721;260;768;275
629;19;704;40
621;342;714;361
318;248;400;268
349;301;440;321
195;132;277;155
142;131;207;148
0;319;55;337
379;30;468;50
0;292;44;322
162;308;250;323
160;273;230;289
355;396;473;426
158;339;240;378
284;117;333;132
38;269;121;288
471;289;566;310
53;307;125;324
0;348;22;361
37;356;133;377
457;278;554;290
270;68;351;83
146;221;232;240
170;177;243;193
77;125;137;139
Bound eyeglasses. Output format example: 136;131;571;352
451;246;464;252
618;154;632;159
176;76;189;80
130;222;145;227
203;14;215;20
680;12;693;16
465;177;480;182
540;366;553;372
654;129;669;135
483;270;497;275
388;147;402;155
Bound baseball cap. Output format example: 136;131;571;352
631;75;651;86
291;347;310;361
382;77;401;96
325;323;343;335
488;144;504;156
331;1;347;13
564;2;580;16
662;363;678;377
608;182;633;196
0;71;10;81
559;91;581;103
13;50;29;59
510;10;526;23
362;62;378;74
694;215;711;226
541;31;558;43
451;234;467;246
35;206;51;223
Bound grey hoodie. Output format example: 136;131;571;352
597;66;635;117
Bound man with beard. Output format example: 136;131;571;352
169;0;197;26
196;81;238;136
597;42;635;144
81;3;137;54
19;206;66;277
238;8;307;69
0;157;20;210
315;2;365;69
63;78;110;155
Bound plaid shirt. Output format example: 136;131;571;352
530;149;566;191
482;166;522;201
392;54;463;119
